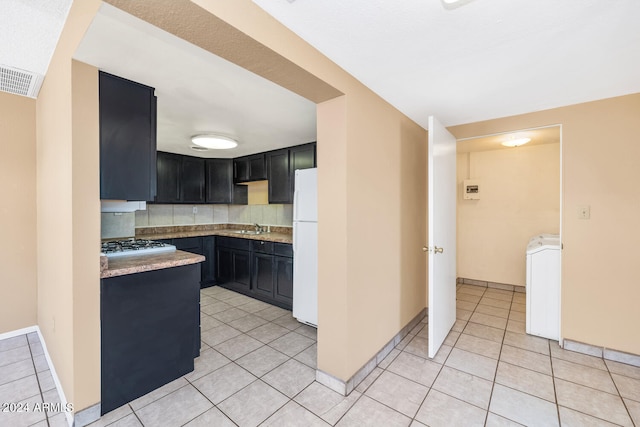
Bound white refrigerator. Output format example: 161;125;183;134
292;168;318;327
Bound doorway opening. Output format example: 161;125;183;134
454;125;562;339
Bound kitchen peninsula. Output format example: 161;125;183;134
99;249;204;415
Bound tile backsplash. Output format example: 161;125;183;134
101;212;136;239
134;204;293;228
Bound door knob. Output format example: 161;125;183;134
434;246;444;254
422;247;429;252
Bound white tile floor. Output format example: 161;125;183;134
2;284;640;426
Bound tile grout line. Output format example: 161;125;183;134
602;355;637;427
26;334;50;427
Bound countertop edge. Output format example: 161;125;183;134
101;250;205;279
136;229;293;244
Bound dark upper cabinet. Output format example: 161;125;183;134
181;156;205;203
289;142;316;196
267;149;290;204
99;71;157;201
155;153;212;204
266;142;316;204
156;152;181;203
205;159;247;205
234;154;266;183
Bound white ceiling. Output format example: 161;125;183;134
3;1;640;153
75;4;318;159
253;0;640;129
0;0;71;75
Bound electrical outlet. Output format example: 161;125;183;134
192;206;198;214
578;206;590;219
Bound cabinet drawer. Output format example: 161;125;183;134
273;243;293;257
217;236;251;250
252;240;274;253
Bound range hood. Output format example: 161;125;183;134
100;200;146;213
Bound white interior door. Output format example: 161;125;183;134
428;116;457;358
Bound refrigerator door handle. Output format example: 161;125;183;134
293;222;297;253
293;190;299;221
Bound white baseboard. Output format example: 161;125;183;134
316;308;427;396
0;326;95;427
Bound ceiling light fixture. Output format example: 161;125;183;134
191;134;238;150
501;137;531;148
441;0;476;9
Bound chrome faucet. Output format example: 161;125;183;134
254;223;262;233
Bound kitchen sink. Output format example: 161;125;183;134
235;230;263;235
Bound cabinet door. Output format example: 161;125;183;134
267;149;291;204
202;236;216;286
248;154;267;181
232;250;251;292
156;152;182;203
274;255;294;307
216;247;233;284
206;159;232;203
233;157;249;182
289;143;316;196
99;72;157;201
181;156;205;203
252;253;274;298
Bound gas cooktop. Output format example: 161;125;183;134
101;239;176;258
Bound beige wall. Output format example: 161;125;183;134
450;93;640;356
0;92;37;333
36;0;101;413
108;0;428;380
457;143;560;286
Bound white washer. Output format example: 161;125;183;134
526;234;561;341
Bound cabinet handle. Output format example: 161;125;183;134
260;241;265;245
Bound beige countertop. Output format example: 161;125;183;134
135;225;293;244
100;225;291;278
100;250;205;279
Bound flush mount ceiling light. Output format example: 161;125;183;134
191;134;238;150
441;0;476;9
501;137;531;147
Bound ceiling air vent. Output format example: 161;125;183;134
0;65;44;98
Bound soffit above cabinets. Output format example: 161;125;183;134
74;4;317;159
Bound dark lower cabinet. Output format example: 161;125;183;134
170;236;215;288
202;236;216;285
217;236;293;310
253;252;275;298
274;255;294;306
100;263;200;415
232;251;252;291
